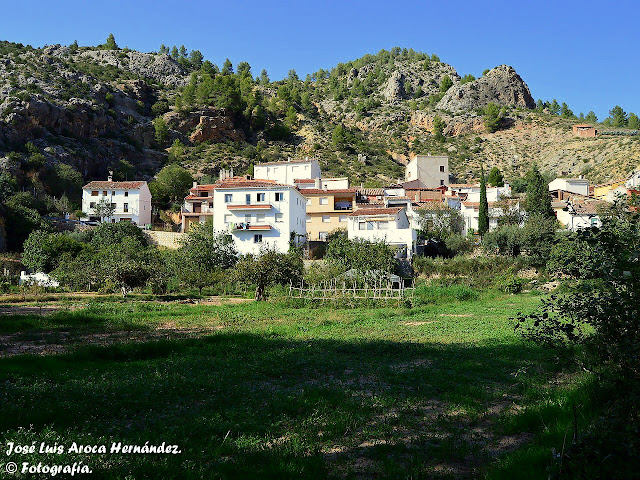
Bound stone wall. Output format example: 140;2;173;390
144;231;184;249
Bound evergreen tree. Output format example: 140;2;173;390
178;45;187;58
70;40;79;53
189;50;203;69
535;99;544;112
549;99;560;115
439;75;453;93
561;102;574;118
159;44;169;55
433;115;445;142
585;111;598;123
170;46;178;59
484;102;502;133
237;61;252;78
628;112;639;130
104;33;118;50
487;167;504;187
478;167;489;236
609;105;628;127
259;69;270;85
525;165;554;218
221;58;233;75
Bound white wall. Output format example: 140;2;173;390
549;179;589;196
556;209;600;231
253;159;321;186
347;210;416;254
405;155;449;188
212;186;306;255
82;183;151;226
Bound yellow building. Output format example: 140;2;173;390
593;180;625;200
301;188;357;241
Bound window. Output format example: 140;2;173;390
440;180;445;186
256;193;265;202
378;221;388;230
322;215;330;223
319;232;328;241
208;202;213;208
123;203;129;213
224;214;232;224
306;198;312;205
591;217;598;226
359;222;366;231
256;213;265;223
339;215;347;222
275;192;284;202
103;191;107;196
124;191;128;197
440;165;445;172
90;202;96;209
319;197;328;205
275;213;283;223
245;214;251;223
91;191;98;196
367;221;374;230
254;234;263;243
111;203;116;209
224;194;232;203
246;194;251;205
306;215;311;223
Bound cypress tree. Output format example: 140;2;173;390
478;166;489;236
525;165;554;218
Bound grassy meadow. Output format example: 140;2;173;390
0;289;599;479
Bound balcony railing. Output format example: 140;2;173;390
227;203;272;210
229;222;272;231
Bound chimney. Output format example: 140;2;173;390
192;181;198;189
107;170;113;182
315;178;321;188
230;168;234;178
287;157;291;163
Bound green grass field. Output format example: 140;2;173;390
0;291;597;479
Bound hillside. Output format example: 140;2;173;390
0;40;639;249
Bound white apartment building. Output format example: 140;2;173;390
253;157;321;186
212;178;307;255
294;177;349;190
347;207;417;258
82;177;152;226
404;155;449;188
548;178;589;197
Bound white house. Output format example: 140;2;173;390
253;157;321;186
347;207;417;258
626;170;640;189
19;271;59;287
212;178;307;255
555;199;604;231
460;199;521;235
548;178;589;197
404;155;449;188
294;177;349;190
82;176;152;226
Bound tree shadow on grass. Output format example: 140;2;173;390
0;333;567;479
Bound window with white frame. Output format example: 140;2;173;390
256;193;265;202
339;215;347;222
359;222;366;230
306;198;311;205
319;197;328;205
275;213;283;223
256;213;265;223
123;203;129;213
378;221;388;230
322;215;330;223
254;234;262;243
306;215;311;223
275;192;284;202
224;194;232;203
224;214;232;224
245;214;251;223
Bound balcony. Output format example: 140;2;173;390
227;203;272;211
230;222;272;231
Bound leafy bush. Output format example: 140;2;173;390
413;255;523;288
496;274;526;294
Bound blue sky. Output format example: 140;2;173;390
3;0;638;120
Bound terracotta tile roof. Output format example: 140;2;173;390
83;181;146;189
300;188;356;195
185;195;213;200
349;207;402;217
215;179;290;189
294;178;316;183
568;200;606;215
190;185;216;192
574;124;594;128
413;201;447;210
449;183;479;188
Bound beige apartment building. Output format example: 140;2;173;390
301;188;357;241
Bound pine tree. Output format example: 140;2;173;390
221;58;233;75
487;167;504;187
105;33;118;50
259;69;270;85
628;113;639;130
478;167;489;236
585;111;598;123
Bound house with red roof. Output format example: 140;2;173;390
81;174;151;226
